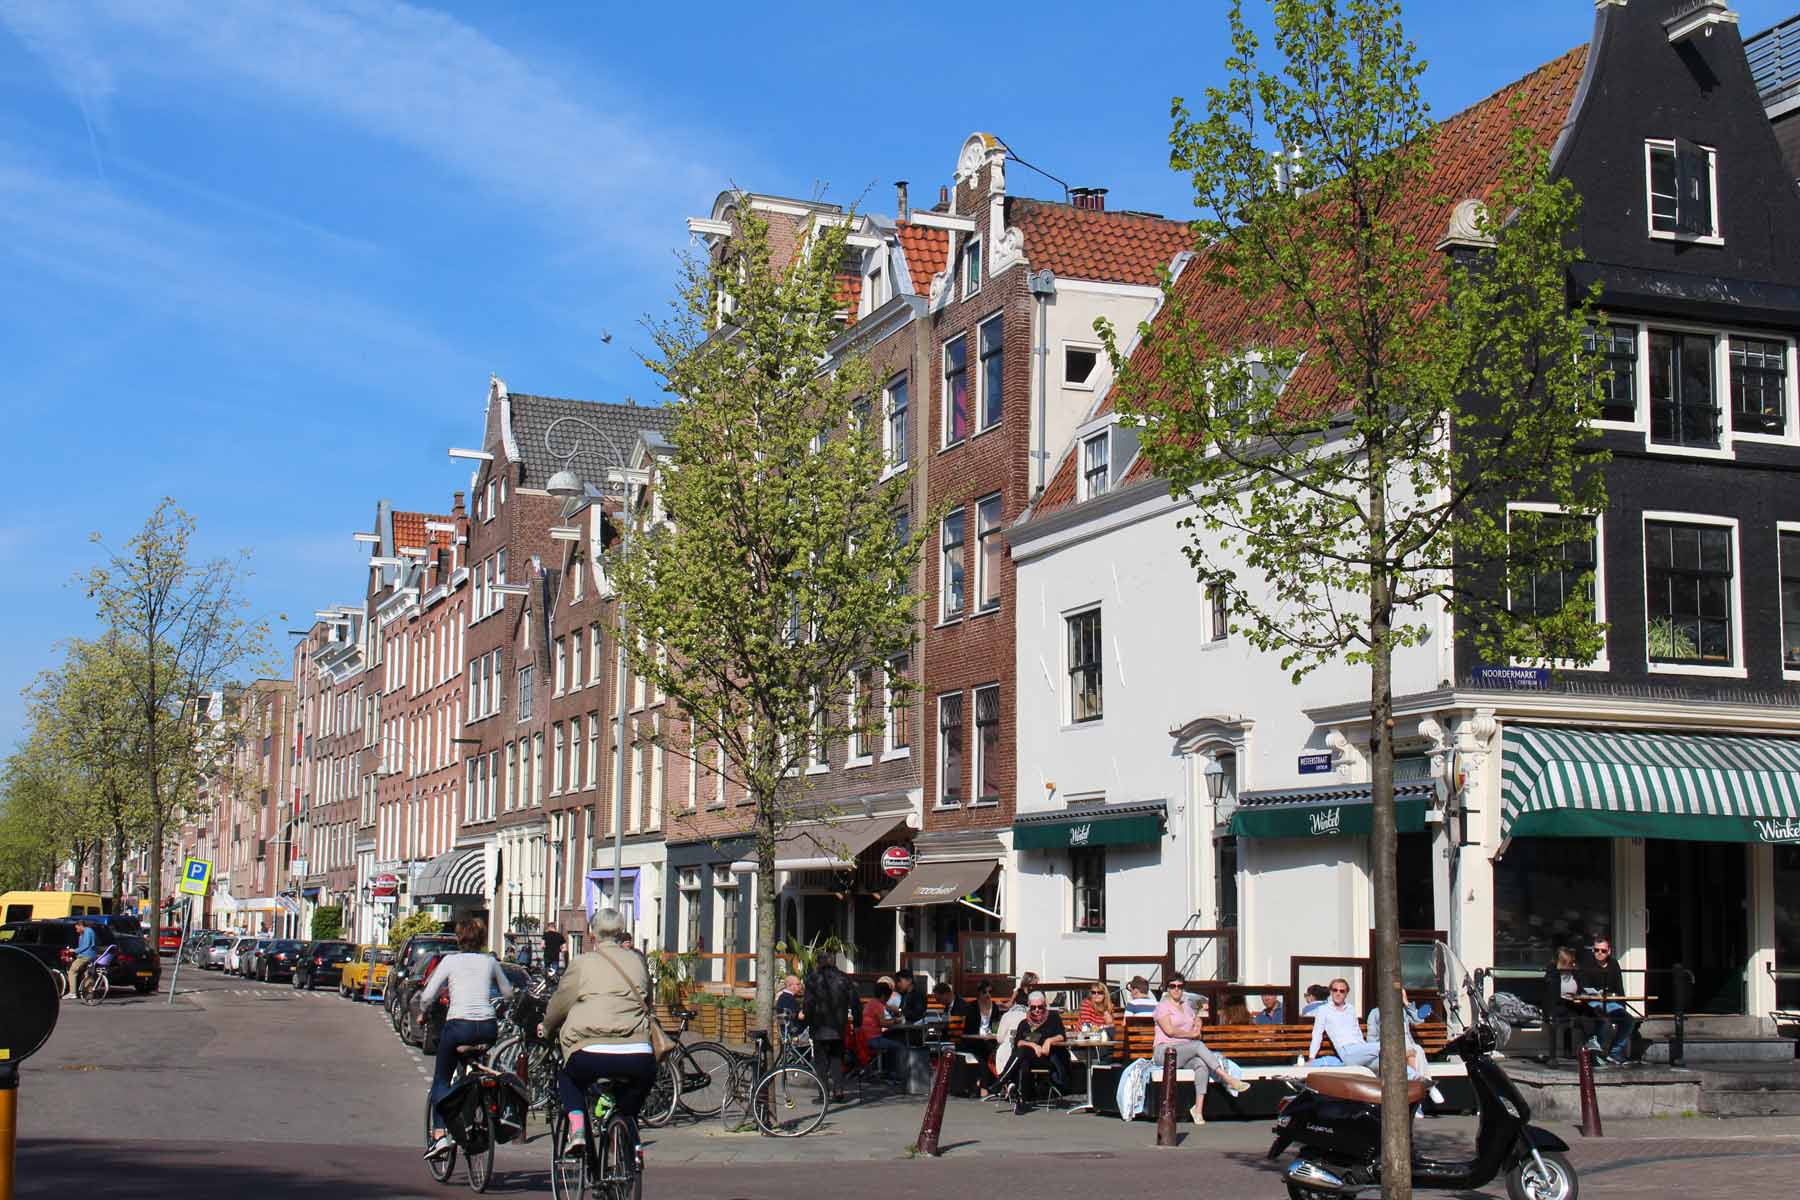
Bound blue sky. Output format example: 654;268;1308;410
2;0;1795;750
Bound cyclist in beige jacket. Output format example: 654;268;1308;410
543;908;658;1156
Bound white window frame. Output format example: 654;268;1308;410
848;666;879;767
975;493;1003;612
1592;320;1799;454
975;312;1004;435
962;235;982;298
943;333;970;448
882;374;910;475
1644;138;1722;246
882;657;911;761
971;683;1000;807
1504;502;1609;672
807;688;830;775
1079;431;1110;502
1062;340;1102;391
936;692;964;809
1780;521;1800;683
1063;603;1104;727
940;507;967;623
1641;510;1745;679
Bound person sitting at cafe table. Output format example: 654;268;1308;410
775;973;806;1041
1299;984;1332;1016
1154;974;1251;1124
1220;997;1252;1025
1579;936;1638;1065
1076;983;1116;1031
858;980;904;1079
1008;971;1041;1011
954;982;1004;1097
1253;993;1285;1025
894;967;928;1024
926;980;956;1021
1307;978;1379;1070
1006;991;1072;1114
1123;976;1158;1016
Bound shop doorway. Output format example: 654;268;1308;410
1396;833;1435;932
1645;840;1748;1015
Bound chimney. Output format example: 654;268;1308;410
938;184;950;210
895;180;910;222
1070;187;1109;212
451;491;465;517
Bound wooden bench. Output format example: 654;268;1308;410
1118;1016;1451;1069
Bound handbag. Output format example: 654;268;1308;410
591;948;676;1062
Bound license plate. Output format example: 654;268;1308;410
137;971;153;978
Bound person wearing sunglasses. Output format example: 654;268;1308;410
1004;991;1070;1114
1076;984;1116;1031
1153;975;1251;1124
1306;978;1379;1070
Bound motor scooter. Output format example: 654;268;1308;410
1269;972;1577;1200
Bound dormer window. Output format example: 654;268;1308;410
1076;416;1141;502
1081;433;1109;500
865;262;887;314
1646;139;1718;241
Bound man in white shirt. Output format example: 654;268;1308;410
1306;978;1379;1069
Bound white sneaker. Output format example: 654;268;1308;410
423;1134;454;1159
1428;1085;1445;1105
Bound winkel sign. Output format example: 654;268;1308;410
1308;808;1344;837
1754;817;1800;844
1067;823;1093;847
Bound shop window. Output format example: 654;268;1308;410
1491;837;1613;974
1730;336;1788;435
1776;847;1800;1009
974;685;1000;805
1215;835;1238;931
1645;519;1735;667
1071;847;1106;932
1585;323;1639;424
1649;331;1720;448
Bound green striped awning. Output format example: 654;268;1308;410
1500;727;1800;844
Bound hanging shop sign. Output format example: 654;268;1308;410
881;845;914;878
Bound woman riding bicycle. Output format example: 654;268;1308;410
421;918;514;1159
542;908;658;1158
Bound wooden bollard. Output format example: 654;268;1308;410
1155;1047;1179;1147
1577;1046;1604;1138
913;1046;954;1157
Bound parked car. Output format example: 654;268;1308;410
339;944;395;999
157;926;182;956
0;920;159;994
239;937;273;977
255;939;305;982
204;933;236;970
386;933;457;1029
293;940;354;989
416;958;527;1055
225;935;256;974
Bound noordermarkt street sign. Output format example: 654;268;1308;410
177;858;213;898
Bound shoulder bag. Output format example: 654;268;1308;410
591;948;676;1062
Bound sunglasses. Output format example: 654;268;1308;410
1028;1004;1047;1012
1330;987;1348;994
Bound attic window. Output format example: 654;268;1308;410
866;263;887;312
1065;345;1100;389
1081;433;1110;500
963;237;982;298
1647;139;1718;241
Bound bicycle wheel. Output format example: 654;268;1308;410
425;1092;457;1183
488;1034;521;1078
673;1041;734;1118
638;1058;679;1128
548;1107;587;1200
530;1043;560;1110
464;1097;494;1193
51;968;67;1000
80;972;109;1006
599;1115;640;1200
753;1067;829;1137
718;1057;754;1133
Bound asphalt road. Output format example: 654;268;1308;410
14;962;1800;1198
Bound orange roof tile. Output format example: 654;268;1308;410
895;221;949;295
391;510;452;552
1031;45;1590;517
1008;200;1192;286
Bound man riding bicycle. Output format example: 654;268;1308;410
66;919;99;1000
420;918;514;1159
542;908;658;1159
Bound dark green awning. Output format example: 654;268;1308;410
1228;782;1432;839
1013;801;1166;851
1500;726;1800;844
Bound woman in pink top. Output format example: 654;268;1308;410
1152;975;1250;1124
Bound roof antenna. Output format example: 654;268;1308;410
991;136;1071;203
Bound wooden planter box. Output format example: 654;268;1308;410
723;1006;749;1045
696;1004;722;1040
655;1003;680;1032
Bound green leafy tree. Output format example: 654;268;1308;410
1105;3;1606;1191
311;905;345;940
84;500;268;939
387;909;442;949
617;206;926;1027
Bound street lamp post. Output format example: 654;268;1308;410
545;417;647;939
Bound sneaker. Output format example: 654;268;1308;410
1428;1085;1446;1106
1582;1036;1603;1055
561;1133;587;1160
423;1134;454;1160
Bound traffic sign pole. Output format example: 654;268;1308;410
0;1058;17;1200
167;895;193;1006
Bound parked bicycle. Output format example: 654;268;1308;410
489;974;559;1114
548;1045;644;1200
639;1008;733;1128
720;1027;830;1138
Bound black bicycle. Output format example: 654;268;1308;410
425;1037;527;1193
549;1055;643;1200
638;1008;733;1127
719;1027;830;1137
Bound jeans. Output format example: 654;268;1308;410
1333;1040;1381;1070
1588;1002;1636;1059
558;1050;658;1129
430;1018;499;1130
863;1035;902;1076
1007;1042;1070;1103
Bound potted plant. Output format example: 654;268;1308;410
693;992;723;1039
722;996;751;1044
649;949;697;1029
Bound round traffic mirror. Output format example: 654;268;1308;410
0;943;61;1063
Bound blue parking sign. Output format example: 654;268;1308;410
187;861;207;880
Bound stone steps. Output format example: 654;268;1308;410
1645;1037;1795;1064
1697;1065;1800;1116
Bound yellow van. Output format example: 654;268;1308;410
1;890;107;923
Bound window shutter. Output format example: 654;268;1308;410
1673;138;1711;236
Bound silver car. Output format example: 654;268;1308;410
226;935;257;973
205;933;236;970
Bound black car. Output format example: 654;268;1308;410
0;920;160;994
416;957;528;1054
387;934;457;1030
255;939;306;982
293;940;355;989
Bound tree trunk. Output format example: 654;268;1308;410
1368;446;1412;1200
112;809;127;916
754;788;777;1033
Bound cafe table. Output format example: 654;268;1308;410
1065;1033;1114;1115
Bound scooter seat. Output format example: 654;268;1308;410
1306;1070;1427;1106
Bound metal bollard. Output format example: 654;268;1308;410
1155;1047;1179;1147
913;1046;954;1157
1577;1046;1604;1138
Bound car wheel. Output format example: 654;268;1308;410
135;982;154;995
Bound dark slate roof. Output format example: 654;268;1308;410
507;393;677;489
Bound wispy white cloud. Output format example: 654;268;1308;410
0;0;724;258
